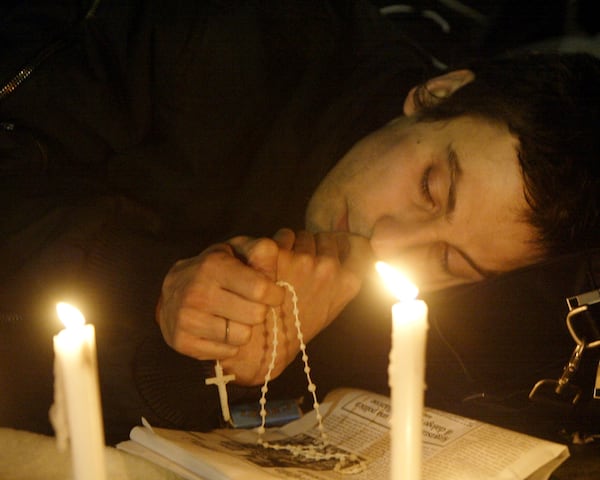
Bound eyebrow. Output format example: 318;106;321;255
445;144;461;219
444;145;500;279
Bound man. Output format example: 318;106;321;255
1;0;598;448
156;53;600;387
156;69;540;382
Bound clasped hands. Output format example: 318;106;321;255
156;228;373;385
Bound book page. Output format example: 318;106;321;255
419;408;570;480
118;388;568;480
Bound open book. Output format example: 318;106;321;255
117;388;569;480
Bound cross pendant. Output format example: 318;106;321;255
205;360;236;423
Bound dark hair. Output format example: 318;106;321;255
413;52;600;257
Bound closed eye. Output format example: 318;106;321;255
421;166;434;206
440;242;450;274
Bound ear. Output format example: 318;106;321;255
403;69;475;116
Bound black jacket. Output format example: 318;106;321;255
0;0;430;444
2;0;598;456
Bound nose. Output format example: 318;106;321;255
369;215;439;260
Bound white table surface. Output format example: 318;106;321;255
0;427;186;480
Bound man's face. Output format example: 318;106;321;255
305;115;543;291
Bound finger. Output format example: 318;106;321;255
213;316;253;347
174;248;284;314
246;238;279;281
201;241;238;260
176;334;240;361
179;307;254;347
182;276;275;326
225;235;252;254
228;236;280;282
314;232;341;258
272;228;295;250
207;253;284;307
293;230;316;255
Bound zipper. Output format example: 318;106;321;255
0;0;103;101
0;38;68;101
0;65;36;100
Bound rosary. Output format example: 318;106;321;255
205;281;362;472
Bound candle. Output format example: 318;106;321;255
51;302;106;480
376;262;428;480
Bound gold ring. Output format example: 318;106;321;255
224;318;230;344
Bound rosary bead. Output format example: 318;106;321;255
256;280;339;465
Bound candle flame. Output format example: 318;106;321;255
56;302;85;329
375;261;419;301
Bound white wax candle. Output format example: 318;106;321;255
389;299;428;480
376;262;428;480
53;303;106;480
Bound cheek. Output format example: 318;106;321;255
358;158;422;217
338;130;427;220
348;176;402;232
340;126;408;180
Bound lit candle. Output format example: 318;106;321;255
51;302;106;480
376;262;428;480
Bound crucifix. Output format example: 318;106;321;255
205;360;235;423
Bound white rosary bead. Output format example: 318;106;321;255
258;282;327;443
253;281;362;473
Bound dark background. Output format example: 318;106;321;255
2;0;600;88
